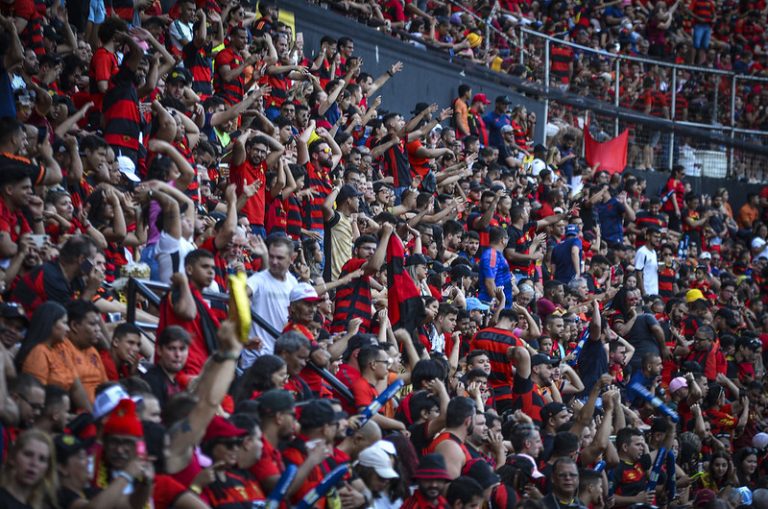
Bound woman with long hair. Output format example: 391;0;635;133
233;355;289;404
693;451;736;493
734;447;759;490
0;429;58;509
16;303;90;412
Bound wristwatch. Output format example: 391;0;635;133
212;350;239;363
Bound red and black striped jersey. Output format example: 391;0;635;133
469;327;520;389
182;41;214;98
214;47;244;105
506;221;537;276
331;258;372;333
102;67;141;152
304;162;332;231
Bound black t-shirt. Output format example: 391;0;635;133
409;420;432;456
58;487;82;509
612;455;652;498
0;487;32;509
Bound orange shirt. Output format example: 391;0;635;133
63;340;108;403
22;341;78;390
738;203;759;229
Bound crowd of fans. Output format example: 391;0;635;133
330;0;768;173
4;1;768;509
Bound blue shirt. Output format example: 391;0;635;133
595;198;626;244
551;236;582;283
0;62;15;119
482;110;511;150
478;247;513;307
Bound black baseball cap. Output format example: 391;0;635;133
406;253;429;267
337;184;362;204
532;354;559;367
342;333;379;361
299;399;345;429
496;95;512;104
55;434;89;464
257;389;295;417
0;303;29;325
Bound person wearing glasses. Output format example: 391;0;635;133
541;458;587;509
350;345;407;434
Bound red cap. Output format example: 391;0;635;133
102;399;144;438
472;93;491;105
202;416;248;444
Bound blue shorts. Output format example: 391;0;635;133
693;24;711;49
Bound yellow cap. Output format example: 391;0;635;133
685;288;705;304
466;33;482;48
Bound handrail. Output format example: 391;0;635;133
124;277;355;404
445;0;768;83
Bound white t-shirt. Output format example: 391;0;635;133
241;270;298;368
634;245;659;296
155;232;196;284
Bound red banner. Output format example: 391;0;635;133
583;123;629;175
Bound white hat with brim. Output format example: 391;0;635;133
358;446;399;479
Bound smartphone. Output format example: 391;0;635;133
81;259;94;275
28;234;48;249
135;440;148;460
37;126;47;144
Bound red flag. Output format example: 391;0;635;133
386;234;425;335
583;122;629;175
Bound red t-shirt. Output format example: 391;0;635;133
231;159;267;226
89;47;119;110
0;199;32;243
351;376;378;410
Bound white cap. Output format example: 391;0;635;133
752;237;766;250
753;432;768;450
372;439;397;456
117;156;141;183
358;446;399;479
93;385;143;420
289;282;319;303
700;251;712;260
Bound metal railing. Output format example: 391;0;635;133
442;0;768;176
124;277;354;403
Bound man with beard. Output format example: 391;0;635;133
93;398;154;502
426;397;477;479
36;386;70;433
465;411;506;468
331;225;392;334
231;130;284;238
467;94;490;146
512;352;557;425
302;131;342;265
401;454;452;509
282;399;350;507
213;25;259;106
11;235;101;316
542;458;587;509
141;325;190;407
156;249;220;376
252;389;329;495
323;184;362;281
627;353;663;408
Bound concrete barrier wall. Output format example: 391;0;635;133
281;0;763;212
283;0;547;141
